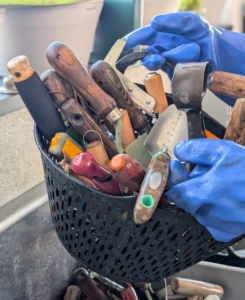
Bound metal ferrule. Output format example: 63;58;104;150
107;107;122;123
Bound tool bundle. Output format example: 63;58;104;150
7;39;245;283
63;267;224;300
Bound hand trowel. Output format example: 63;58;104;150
133;104;188;225
144;104;188;160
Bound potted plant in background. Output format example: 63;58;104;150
178;0;207;18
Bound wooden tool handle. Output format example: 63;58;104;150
209;71;245;99
170;277;224;298
64;286;81;300
61;98;118;158
224;98;245;145
6;55;66;141
46;41;119;120
134;152;170;225
41;69;74;108
144;72;168;114
6;55;34;82
121;109;135;148
90;60;149;132
86;141;110;170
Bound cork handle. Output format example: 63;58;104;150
7;55;34;82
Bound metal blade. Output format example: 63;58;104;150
144;104;188;160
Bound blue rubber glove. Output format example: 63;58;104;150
123;12;245;106
165;139;245;242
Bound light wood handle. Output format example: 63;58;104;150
144;72;168;114
86;141;110;170
170;277;224;298
64;286;81;300
224;98;245;145
209;71;245;99
121;109;135;148
6;55;34;82
134;152;170;225
46;41;118;120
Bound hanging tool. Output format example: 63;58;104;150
224;98;245;145
104;39;156;115
46;41;122;123
41;69;118;158
172;62;208;172
117;51;245;100
144;72;169;114
6;56;66;141
90;60;151;134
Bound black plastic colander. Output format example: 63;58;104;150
35;116;244;283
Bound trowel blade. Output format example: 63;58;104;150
144;104;188;160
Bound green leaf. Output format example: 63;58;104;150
178;0;201;11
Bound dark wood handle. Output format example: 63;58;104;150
61;98;118;158
40;69;74;108
90;60;149;132
224;98;245;145
6;56;66;141
46;41;117;119
209;71;245;99
144;72;168;114
134;152;170;225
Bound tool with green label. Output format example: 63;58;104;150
133;151;170;225
133;104;188;224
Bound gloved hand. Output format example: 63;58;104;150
123;12;245;106
165;139;245;242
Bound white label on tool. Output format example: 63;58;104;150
149;172;162;190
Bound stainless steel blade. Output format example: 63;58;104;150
104;39;156;116
144;104;188;160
